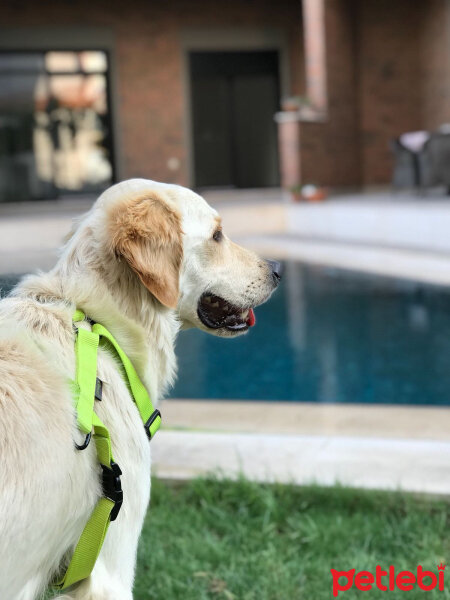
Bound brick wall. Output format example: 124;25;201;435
296;0;425;187
356;0;450;185
355;0;423;185
421;0;450;130
4;0;450;190
297;0;361;188
2;0;304;187
293;0;449;187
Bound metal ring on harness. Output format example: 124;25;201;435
75;431;92;451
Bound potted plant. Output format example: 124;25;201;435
289;184;328;203
281;96;311;112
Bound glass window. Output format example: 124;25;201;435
0;50;114;202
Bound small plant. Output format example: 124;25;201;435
289;183;328;203
281;96;311;112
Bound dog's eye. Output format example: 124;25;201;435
212;229;223;242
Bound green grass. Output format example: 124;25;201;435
132;477;450;599
46;477;450;599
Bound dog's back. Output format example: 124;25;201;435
0;290;99;600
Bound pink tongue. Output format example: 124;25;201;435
247;308;256;327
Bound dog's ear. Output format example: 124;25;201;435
109;192;183;309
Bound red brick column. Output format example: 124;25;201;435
277;0;362;189
302;0;327;113
276;112;302;189
276;0;328;189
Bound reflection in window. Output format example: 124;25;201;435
0;51;113;202
45;51;108;74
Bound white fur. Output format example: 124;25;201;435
0;179;275;600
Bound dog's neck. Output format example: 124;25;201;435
16;224;179;401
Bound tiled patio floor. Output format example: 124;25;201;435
3;187;450;279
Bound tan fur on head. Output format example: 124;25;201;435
108;192;183;309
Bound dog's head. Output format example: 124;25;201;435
103;179;280;337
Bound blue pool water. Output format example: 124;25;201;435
3;263;450;405
173;262;450;405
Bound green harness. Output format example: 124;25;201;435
54;309;161;590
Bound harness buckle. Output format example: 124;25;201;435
95;377;103;401
144;409;161;440
101;461;123;521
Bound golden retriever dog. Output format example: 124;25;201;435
0;179;280;600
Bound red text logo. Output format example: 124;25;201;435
330;564;445;597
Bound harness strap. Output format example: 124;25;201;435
92;323;161;437
54;309;161;590
74;327;99;434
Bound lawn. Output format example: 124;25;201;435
132;477;450;600
45;477;450;599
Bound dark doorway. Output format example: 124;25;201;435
190;50;280;189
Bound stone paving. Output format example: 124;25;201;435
153;430;450;496
155;400;450;495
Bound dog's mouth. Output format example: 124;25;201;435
197;293;256;332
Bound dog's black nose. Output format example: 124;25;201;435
266;259;282;286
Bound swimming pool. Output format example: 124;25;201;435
2;262;450;405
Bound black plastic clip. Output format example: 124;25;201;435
101;461;123;521
144;409;161;440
